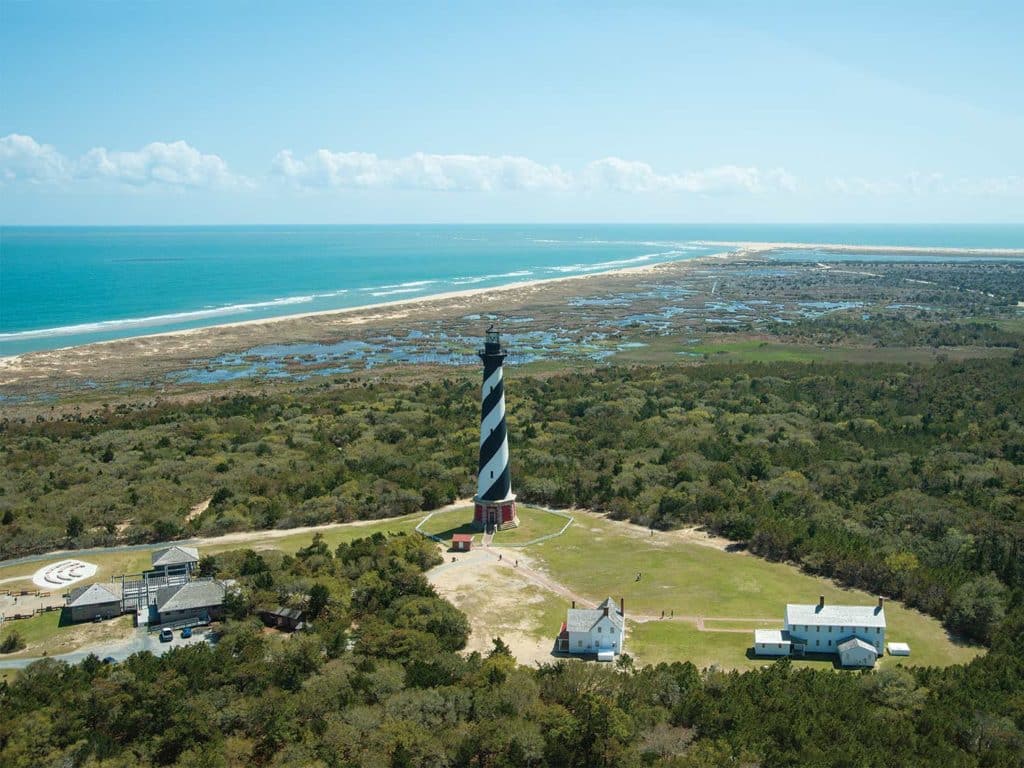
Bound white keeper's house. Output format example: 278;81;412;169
556;597;625;661
754;595;887;667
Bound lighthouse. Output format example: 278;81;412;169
474;326;519;530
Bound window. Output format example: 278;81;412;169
490;471;494;479
815;639;819;647
828;640;832;646
577;640;582;647
828;626;833;632
816;625;820;632
598;627;602;633
778;643;782;648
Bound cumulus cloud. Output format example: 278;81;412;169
582;157;797;195
75;141;240;187
0;134;240;188
272;149;573;192
0;134;68;182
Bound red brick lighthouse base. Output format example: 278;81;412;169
474;498;519;531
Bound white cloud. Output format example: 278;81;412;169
75;140;239;187
0;134;68;182
0;134;239;188
272;149;572;191
582;157;797;195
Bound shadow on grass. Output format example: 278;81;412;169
426;523;479;542
745;647;844;669
58;607;75;628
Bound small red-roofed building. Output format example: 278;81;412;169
451;534;473;552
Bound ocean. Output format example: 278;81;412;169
2;224;1023;356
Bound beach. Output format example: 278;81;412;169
2;240;1022;400
0;250;733;394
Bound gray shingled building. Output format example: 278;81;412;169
65;583;123;622
150;545;200;576
155;579;226;624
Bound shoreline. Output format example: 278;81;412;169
5;239;1022;366
0;251;733;366
700;241;1024;257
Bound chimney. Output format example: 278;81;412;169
620;597;625;616
571;600;575;609
817;595;825;611
877;596;885;612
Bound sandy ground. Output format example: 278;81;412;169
428;545;564;666
700;241;1024;257
0;254;730;392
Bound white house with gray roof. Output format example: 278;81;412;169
754;595;886;667
155;578;226;625
150;545;200;576
65;582;123;622
556;597;625;661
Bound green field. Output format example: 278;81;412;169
527;514;982;668
418;505;570;546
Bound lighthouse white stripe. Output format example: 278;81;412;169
479;397;506;445
477;437;510;497
482;366;503;397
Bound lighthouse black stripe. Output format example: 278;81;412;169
478;419;507;465
480;378;504;419
482;357;503;378
481;464;511;500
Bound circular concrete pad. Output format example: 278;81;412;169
32;559;98;589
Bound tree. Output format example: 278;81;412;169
66;515;84;539
308;583;330;620
945;573;1008;644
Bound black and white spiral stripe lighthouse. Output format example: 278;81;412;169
473;325;519;530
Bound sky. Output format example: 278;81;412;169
1;1;1022;224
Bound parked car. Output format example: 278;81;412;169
102;656;117;665
93;615;103;623
181;627;192;639
159;628;173;642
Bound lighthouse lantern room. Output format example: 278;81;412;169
474;326;519;530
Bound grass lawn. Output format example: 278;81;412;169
0;611;135;658
418;506;570;546
529;513;983;669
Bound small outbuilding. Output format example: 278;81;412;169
838;637;879;668
888;642;911;657
66;583;123;623
753;629;792;657
451;533;473;552
260;606;305;632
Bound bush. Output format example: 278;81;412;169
0;628;26;653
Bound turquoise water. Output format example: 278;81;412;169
2;224;1022;355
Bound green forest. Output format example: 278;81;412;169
2;531;1023;767
3;356;1021;645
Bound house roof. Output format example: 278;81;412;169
152;545;200;567
66;582;121;607
156;579;225;613
264;606;304;621
786;603;886;628
838;637;877;655
754;629;791;644
451;534;473;542
566;597;623;633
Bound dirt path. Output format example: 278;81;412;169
185;497;212;524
